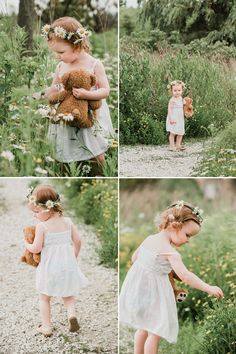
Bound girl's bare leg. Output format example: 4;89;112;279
62;296;76;318
39;294;51;326
176;135;183;148
134;329;148;354
95;153;105;163
144;333;161;354
169;133;176;150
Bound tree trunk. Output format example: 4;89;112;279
17;0;35;53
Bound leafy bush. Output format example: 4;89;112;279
63;179;118;268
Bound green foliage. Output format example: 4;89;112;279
120;41;236;145
193;121;236;177
62;180;118;268
140;0;236;46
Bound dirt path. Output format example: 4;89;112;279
0;180;117;354
119;141;208;177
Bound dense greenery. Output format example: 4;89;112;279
62;179;118;268
0;18;118;176
119;179;236;353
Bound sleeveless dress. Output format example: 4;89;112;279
48;60;114;163
119;245;179;343
36;219;88;297
166;97;185;135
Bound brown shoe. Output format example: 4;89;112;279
37;324;52;337
68;317;80;332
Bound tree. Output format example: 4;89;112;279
140;0;236;45
17;0;36;52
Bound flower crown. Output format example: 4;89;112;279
168;200;203;224
27;187;61;211
167;80;186;90
41;24;91;44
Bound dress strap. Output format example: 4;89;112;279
40;222;48;231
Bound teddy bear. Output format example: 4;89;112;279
183;96;193;118
21;226;41;267
48;69;102;128
169;270;188;303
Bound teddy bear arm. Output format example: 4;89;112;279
88;100;102;111
48;90;68;104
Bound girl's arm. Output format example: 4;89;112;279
72;60;110;100
24;224;44;253
71;222;81;258
168;99;176;124
167;253;224;298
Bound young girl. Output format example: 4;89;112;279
119;201;224;354
24;184;88;337
166;80;186;151
41;17;114;170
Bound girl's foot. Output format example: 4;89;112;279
176;145;186;151
68;317;80;332
37;324;52;337
169;146;176;151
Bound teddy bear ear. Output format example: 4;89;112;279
61;72;70;87
90;74;96;87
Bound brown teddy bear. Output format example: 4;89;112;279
21;226;41;267
169;270;188;303
183;96;193;118
48;69;102;128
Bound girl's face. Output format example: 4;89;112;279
172;84;183;98
170;220;200;247
48;40;80;64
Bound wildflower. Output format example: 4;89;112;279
28;195;37;204
35;167;48;175
45;200;54;209
82;165;91;174
1;150;15;161
41;24;51;37
54;26;67;39
45;156;54;162
38;105;51;117
176;200;184;209
63;114;74;122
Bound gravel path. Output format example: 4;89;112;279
0;180;117;354
119;141;208;177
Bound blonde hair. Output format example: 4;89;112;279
32;185;63;215
159;203;201;231
48;17;90;52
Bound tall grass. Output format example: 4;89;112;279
120;40;236;145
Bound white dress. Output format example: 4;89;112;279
48;60;114;162
119;245;179;343
166;97;185;135
36;219;88;297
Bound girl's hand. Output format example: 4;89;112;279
72;88;89;99
207;285;224;299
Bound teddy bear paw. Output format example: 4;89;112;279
176;291;188;303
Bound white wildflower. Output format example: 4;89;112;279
28;195;37;204
45;156;54;162
63;114;74;122
45;200;54;209
35;167;48;175
41;24;51;37
54;26;67;39
82;165;91;174
1;150;15;161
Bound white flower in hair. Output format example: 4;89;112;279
27;186;34;195
54;26;67;39
176;200;184;209
192;207;203;219
45;200;54;209
28;195;37;204
168;214;175;221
